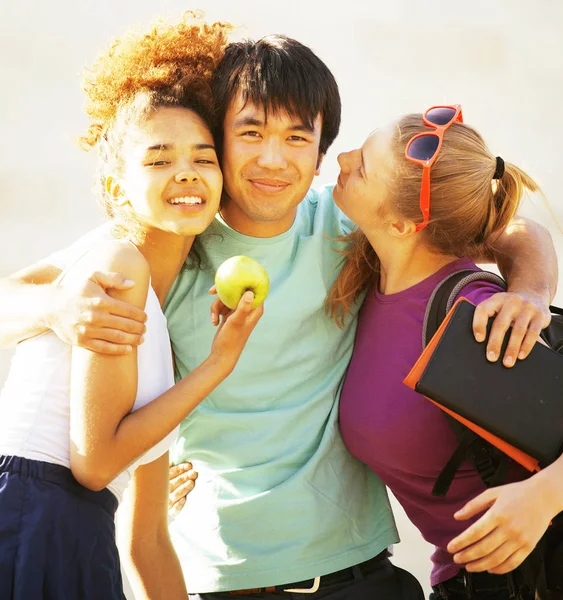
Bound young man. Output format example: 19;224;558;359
0;35;557;599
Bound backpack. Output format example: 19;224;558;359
423;269;563;597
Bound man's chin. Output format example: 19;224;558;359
248;205;297;223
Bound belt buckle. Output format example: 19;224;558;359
284;576;321;594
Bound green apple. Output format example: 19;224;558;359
215;255;270;310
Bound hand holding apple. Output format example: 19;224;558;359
214;256;270;310
208;290;265;374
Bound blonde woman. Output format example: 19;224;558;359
331;106;561;600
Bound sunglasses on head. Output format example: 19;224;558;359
405;105;464;232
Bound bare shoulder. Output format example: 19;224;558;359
92;240;149;276
66;240;151;309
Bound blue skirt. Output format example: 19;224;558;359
0;455;126;600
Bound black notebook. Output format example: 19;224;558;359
410;299;563;467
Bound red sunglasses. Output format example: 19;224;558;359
405;105;464;231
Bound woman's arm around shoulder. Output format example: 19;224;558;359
117;452;188;600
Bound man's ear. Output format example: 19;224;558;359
106;176;129;207
315;153;325;176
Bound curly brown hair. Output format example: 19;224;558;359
80;11;232;149
76;11;232;243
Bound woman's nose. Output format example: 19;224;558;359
175;169;199;183
337;151;352;172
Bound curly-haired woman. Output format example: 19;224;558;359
0;13;263;600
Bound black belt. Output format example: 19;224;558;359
437;568;524;598
226;549;391;595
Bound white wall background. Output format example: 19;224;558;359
1;0;562;595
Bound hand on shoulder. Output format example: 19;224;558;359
49;240;148;354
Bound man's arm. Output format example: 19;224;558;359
484;216;557;301
472;216;558;366
0;261;146;352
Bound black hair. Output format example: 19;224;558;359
212;35;341;157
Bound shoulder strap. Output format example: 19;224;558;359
423;269;509;497
423;269;507;347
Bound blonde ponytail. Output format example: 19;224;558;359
479;160;540;246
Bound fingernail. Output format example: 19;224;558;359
474;333;485;342
125;345;132;353
139;336;144;344
518;351;526;360
487;351;497;361
124;279;135;286
504;356;514;367
243;291;254;302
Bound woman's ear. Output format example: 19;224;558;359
387;216;417;238
106;176;129;207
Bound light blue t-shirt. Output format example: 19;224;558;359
164;185;398;593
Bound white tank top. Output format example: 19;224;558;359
0;237;178;502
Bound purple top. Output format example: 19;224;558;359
339;257;529;585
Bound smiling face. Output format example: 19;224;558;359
112;106;222;238
219;94;323;237
332;123;399;233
